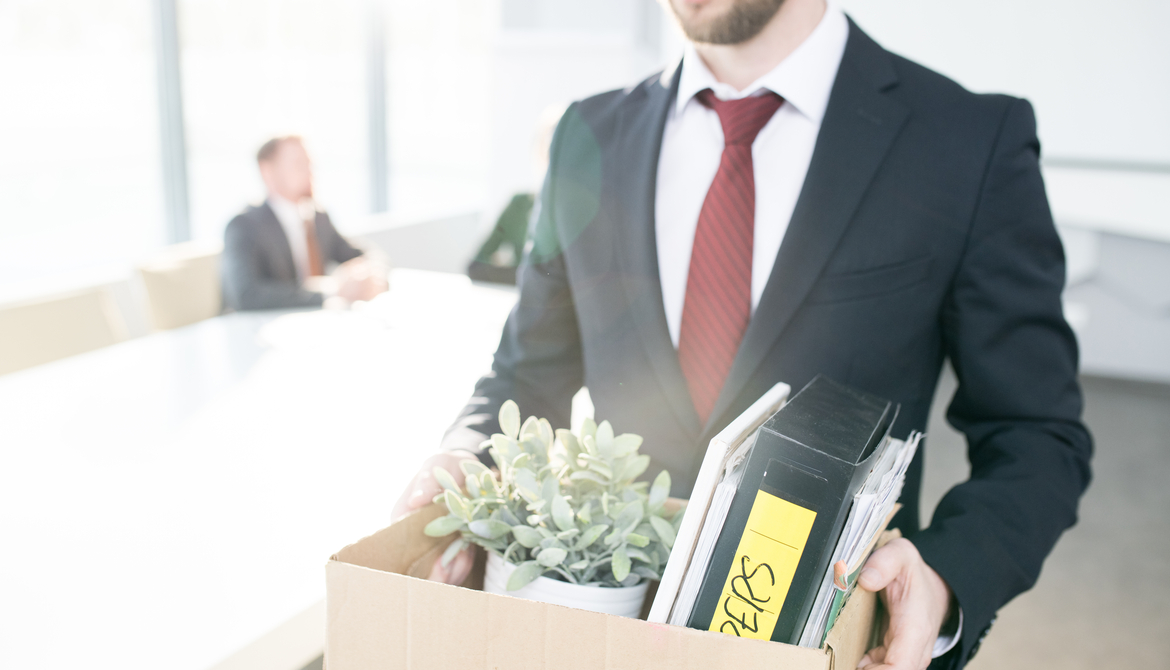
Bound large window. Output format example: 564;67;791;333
383;0;495;216
177;0;369;242
0;0;670;297
0;0;163;289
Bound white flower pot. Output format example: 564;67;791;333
482;552;649;619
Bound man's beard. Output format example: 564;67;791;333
668;0;786;45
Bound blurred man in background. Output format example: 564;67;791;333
222;135;387;310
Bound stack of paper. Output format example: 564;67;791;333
649;376;922;650
647;382;791;625
796;431;922;647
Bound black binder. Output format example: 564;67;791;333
686;375;897;643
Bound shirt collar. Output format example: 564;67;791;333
268;193;316;225
674;2;849;124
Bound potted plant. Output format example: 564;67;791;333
423;400;684;618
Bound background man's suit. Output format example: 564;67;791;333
222;202;362;310
442;19;1092;669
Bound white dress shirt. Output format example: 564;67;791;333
653;3;961;656
268;194;313;281
655;4;848;348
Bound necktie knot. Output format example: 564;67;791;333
697;88;784;147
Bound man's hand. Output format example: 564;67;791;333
336;257;389;303
857;538;954;670
391;450;480;586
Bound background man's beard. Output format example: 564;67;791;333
670;0;785;45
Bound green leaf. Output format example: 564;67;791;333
633;565;661;581
538;418;554;450
513;468;541;502
443;489;469;519
432;466;462;494
512;452;531;471
576;505;592;525
468;519;512;539
506;560;544;591
612;433;643;458
613;499;644;534
520;415;541;442
626;533;650;547
650;515;676;549
512;525;543;548
492;433;518;461
580;416;597;441
575;524;609;550
648;470;671;512
568;559;589;570
569;470;608;485
542;476;560;506
624;455;651;482
464;473;481;497
498;506;521;526
499;400;521;439
440;539;468;568
423;514;465;537
536;547;567;567
587;460;613;479
582;434;598;457
626;546;652;562
461;459;491;478
551;495;575;532
557;429;580;458
611;545;631;582
555;528;579;541
595;420;615;457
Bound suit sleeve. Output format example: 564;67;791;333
442;108;585;455
910;98;1093;668
222;216;325;310
320;213;364;265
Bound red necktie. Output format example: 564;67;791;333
677;88;784;425
304;217;325;277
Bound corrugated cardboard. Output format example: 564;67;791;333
326;503;895;670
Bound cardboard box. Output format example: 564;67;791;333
326;503;891;670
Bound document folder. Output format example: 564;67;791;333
685;375;897;644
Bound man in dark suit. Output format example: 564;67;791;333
222;136;387;310
394;1;1091;668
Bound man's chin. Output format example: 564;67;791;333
670;0;785;46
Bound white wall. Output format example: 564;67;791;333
836;0;1170;164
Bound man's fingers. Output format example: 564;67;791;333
393;451;478;520
878;616;934;670
858;545;899;592
426;547;475;585
447;547;475;585
857;645;885;668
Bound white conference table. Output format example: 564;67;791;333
0;269;518;670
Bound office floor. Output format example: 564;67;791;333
921;369;1170;669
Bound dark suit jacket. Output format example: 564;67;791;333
442;19;1091;668
221;202;363;310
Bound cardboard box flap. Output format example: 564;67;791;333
333;504;451;576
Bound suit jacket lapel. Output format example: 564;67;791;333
706;21;911;430
609;63;704;438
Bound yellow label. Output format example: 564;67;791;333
707;489;817;639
